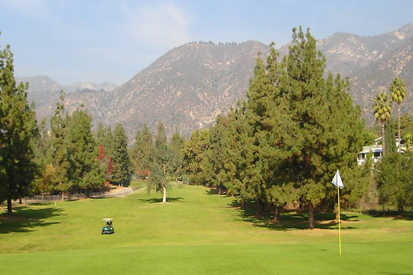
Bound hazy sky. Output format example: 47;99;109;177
1;0;413;85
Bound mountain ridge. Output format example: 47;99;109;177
21;24;413;138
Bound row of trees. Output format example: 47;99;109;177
373;77;407;154
182;28;371;228
34;95;134;198
0;33;183;211
0;37;134;214
34;97;104;198
373;77;413;213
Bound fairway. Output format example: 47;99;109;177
1;183;413;275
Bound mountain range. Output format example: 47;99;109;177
19;24;413;139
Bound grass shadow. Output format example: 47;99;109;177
0;206;62;234
26;202;55;206
380;273;413;275
363;210;413;220
231;200;358;231
206;189;218;195
138;197;184;203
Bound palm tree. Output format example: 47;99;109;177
390;77;407;143
373;92;392;156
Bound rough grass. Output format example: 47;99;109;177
1;183;413;274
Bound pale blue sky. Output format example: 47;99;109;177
1;0;412;85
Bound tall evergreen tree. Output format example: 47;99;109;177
50;92;71;199
95;122;106;148
267;28;364;228
103;126;114;157
111;123;131;186
0;42;38;214
168;130;185;179
65;109;104;194
376;152;413;213
182;129;211;185
32;118;53;195
131;124;153;178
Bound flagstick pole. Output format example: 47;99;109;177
338;184;342;256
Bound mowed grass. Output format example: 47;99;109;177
1;183;413;275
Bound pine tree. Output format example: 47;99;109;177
131;124;153;178
65;108;104;194
50;92;71;199
269;28;364;228
168;130;185;179
182;129;210;185
95;122;106;147
103;126;114;157
111;123;131;186
0;42;38;214
32;118;54;195
376;152;413;213
207;115;232;194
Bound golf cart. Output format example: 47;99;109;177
101;218;114;234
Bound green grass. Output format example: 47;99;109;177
1;183;413;274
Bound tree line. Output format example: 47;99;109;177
2;28;413;223
372;72;413;214
33;95;132;200
0;32;185;212
181;28;373;228
0;35;134;214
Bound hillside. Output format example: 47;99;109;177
319;24;413;122
21;24;413;137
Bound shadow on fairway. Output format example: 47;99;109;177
230;200;358;231
363;210;413;220
0;206;62;234
138;197;183;203
380;273;413;275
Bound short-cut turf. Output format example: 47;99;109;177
1;183;412;274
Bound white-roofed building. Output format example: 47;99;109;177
357;137;406;165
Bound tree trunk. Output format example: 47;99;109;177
398;204;404;215
273;206;280;224
162;185;167;203
61;192;64;201
256;200;264;218
381;122;386;156
398;104;401;145
241;199;246;209
308;204;315;229
19;198;22;204
7;198;12;215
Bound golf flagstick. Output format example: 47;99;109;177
338;183;342;256
332;170;343;256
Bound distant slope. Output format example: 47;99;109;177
22;24;413;137
16;76;61;119
103;41;268;136
319;24;413;122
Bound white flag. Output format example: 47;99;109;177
332;170;344;189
